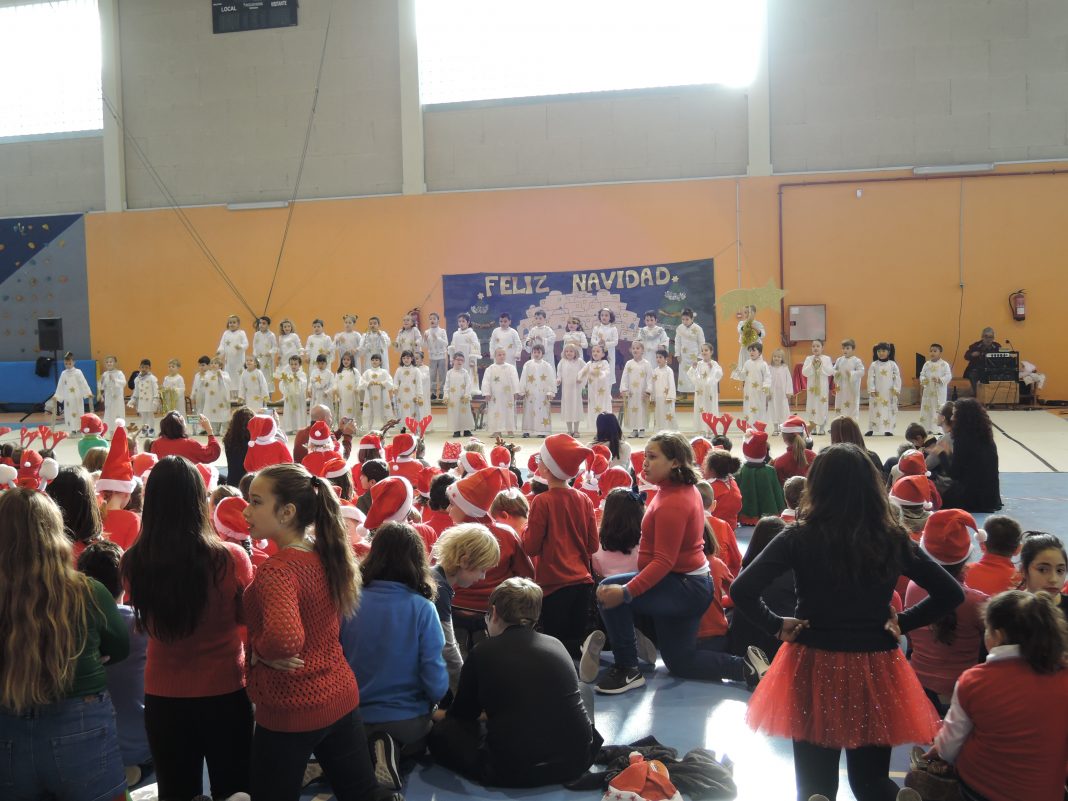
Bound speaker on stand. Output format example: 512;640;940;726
24;318;65;422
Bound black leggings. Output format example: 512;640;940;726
792;739;899;801
250;708;381;801
539;583;593;659
144;689;253;801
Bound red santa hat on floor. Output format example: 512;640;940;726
17;449;59;491
441;441;462;464
630;451;656;492
598;465;633;500
96;424;136;494
195;463;219;492
244;414;293;472
920;510;979;565
446;466;510;519
604;752;683;801
490;445;512;468
889;475;935;510
307;420;335;451
213;496;250;542
741;423;770;464
458;450;488;476
539;433;592;481
79;413;108;438
363;476;414;531
392;432;417;460
897;450;929;477
689;437;712;469
780;415;808;436
132;452;158;480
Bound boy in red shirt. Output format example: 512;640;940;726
524;434;599;658
964;515;1022;596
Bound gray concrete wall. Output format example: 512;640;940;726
0;136;104;218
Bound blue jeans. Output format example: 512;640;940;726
0;692;125;801
598;572;746;681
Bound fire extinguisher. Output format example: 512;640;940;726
1008;289;1026;321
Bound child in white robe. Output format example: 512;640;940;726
519;344;556;437
335;352;362;427
253;316;278;388
489;313;523;368
53;352;93;434
866;342;902;436
216;315;248;400
308;354;336;412
238;356;271;411
444;353;476;436
276;319;303;371
449;312;482;385
395;313;423;361
732;304;766;381
919;343;953;433
333;314;362;372
833;338;865;423
278;354;308;434
360;354;394;430
161;359;186;417
305;319;334;367
802;339;835;435
590;307;620;387
740;343;771;426
561;317;589;361
480;348;520;436
648;349;677;431
98;355;126;433
423;312;449;399
393;350;423;422
556;343;586;436
620;341;652;438
687;342;722;434
637;311;670;370
578;344;613;431
414;350;433;432
131;359;160;435
524;309;557;370
361;317;392;373
767;348;793;432
673;307;706;394
190;357;210;417
200;358;232;434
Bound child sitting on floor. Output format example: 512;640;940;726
963;514;1023;597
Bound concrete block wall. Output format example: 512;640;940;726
0;136;104;218
118;0;401;208
770;0;1068;171
424;85;749;191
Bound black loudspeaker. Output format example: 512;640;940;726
38;317;64;351
35;356;54;377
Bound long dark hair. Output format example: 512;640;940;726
258;463;360;616
594;413;623;459
46;466;102;544
798;443;910;585
829;416;866;447
985;590;1067;674
223;407;254;450
158;411;189;440
121;456;231;641
599;488;644;555
360;522;435;600
949;398;994;447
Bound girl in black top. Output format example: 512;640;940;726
731;443;964;801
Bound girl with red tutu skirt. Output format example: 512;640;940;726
730;443;965;801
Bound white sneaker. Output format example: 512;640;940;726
579;630;605;683
896;789;922;801
746;645;771;679
634;628;658;665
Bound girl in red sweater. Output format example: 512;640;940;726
243;463;400;801
703;450;743;531
927;591;1068;801
772;418;815;486
121;456;254;801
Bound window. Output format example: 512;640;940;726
416;0;765;105
0;0;103;139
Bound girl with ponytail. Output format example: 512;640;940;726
243;462;400;801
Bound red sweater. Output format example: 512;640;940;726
954;657;1068;801
627;483;708;598
103;509;141;551
453;517;535;612
523;486;599;595
144;542;253;698
773;449;815;485
697;557;733;638
422;508;454;537
244;548;359;732
905;581;987;695
707;514;742;578
150;434;222;464
710;476;742;530
963;553;1020;597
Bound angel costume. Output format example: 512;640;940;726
277;365;308;433
519;357;556;436
740;357;771;425
161;373;186;416
648;364;677;431
55;366;92;432
590;323;620;384
361;331;393;373
335;367;362;426
489;326;523;368
732;317;766;380
619;357;652;434
557;355;587;427
867;358;902;436
253;329;278;385
359;366;394;430
200;369;232;427
132;372;160;432
305;334;334;365
239;368;271;411
449;327;482;384
578;359;613;430
833;355;866;422
525;324;557;370
217;329;248;398
637;325;670;369
444;366;477;433
673;322;706;392
919;358;953;433
767;362;793;430
98;368;126;432
802;354;835;432
308;365;336;412
393;365;424;421
687;358;723;433
481;361;520;434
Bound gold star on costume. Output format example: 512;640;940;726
493;376;500;383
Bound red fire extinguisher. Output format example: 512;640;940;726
1008;290;1026;321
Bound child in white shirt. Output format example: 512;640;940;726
278;354;308;434
674;307;706;393
519;344;556;437
423;312;449;400
919;342;953;433
866;341;902;436
740;343;771;426
161;359;186;416
833;338;865;423
557;343;586;436
395;313;423;359
308;354;336;411
276;318;302;371
362;316;392;373
253;316;278;387
305;319;334;367
97;355;126;433
524;309;557;370
130;359;160;435
578;344;613;430
648;349;677;430
444;353;477;436
449;312;482;385
802;338;835;435
637;310;669;369
590;307;620;386
489;312;523;368
480;347;520;436
360;353;394;430
334;314;362;372
687;342;722;434
54;352;93;434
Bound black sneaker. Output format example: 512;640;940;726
595;665;645;695
369;731;402;790
452;431;461;437
865;431;874;436
884;432;893;436
462;430;472;436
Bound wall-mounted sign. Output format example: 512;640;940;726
212;0;297;34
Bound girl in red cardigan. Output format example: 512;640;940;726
243;463;401;801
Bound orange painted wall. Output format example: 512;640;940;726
85;167;1068;401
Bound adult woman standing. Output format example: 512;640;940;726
0;488;129;800
150;410;223;465
929;399;1002;512
122;456;254;800
592;432;764;694
223;406;254;487
242;463;401;801
730;444;965;801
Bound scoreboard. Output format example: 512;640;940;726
212;0;298;34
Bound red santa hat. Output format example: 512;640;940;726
741;423;770;464
897;450;930;477
357;433;382;455
604;753;683;801
307;420;334;451
590;443;612;462
781;415;808;436
247;414;279;447
364;476;414;531
920;510;979;565
213;496;250;541
195;463;219;492
96;424;136;494
689;437;712;468
441;441;462;463
132;452;158;479
417;466;441;498
446;466;510;519
313;455;351;480
490;445;512;468
630;451;656;492
17;449;59;491
526;453;539;474
580;453;610;491
301;450;333;478
889;475;934;510
339;498;365;524
458;450;488;476
598;465;633;497
540;433;592;481
392;432;417;460
80;413;108;437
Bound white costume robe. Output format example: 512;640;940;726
620;358;652;433
395;326;423;358
305;334;334;366
277;366;308;433
489;327;522;368
732;318;766;380
767;363;793;429
393;365;424;421
740;358;771;425
637;326;670;369
55;367;92;431
335;367;362;425
417;364;432;430
524;324;557;370
333;331;363;369
867;359;902;435
519;358;556;435
480;362;520;433
673;323;706;392
444;368;476;432
161;374;185;416
132;373;159;430
253;330;278;385
833;355;866;421
201;370;232;426
687;359;722;432
217;329;248;395
190;371;207;416
361;331;392;373
802;354;835;429
561;331;589;360
239;369;270;410
590;324;620;384
359;367;394;430
578;360;613;430
276;332;303;367
449;328;482;384
557;357;587;426
98;369;126;431
919;359;953;433
648;365;677;431
308;366;336;411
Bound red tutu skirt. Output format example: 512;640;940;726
746;642;940;749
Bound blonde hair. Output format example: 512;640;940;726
771;348;787;364
489;488;529;519
463;440;486;456
432;523;501;574
0;489;96;711
489;577;542;627
81;446;108;472
695;480;715;509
